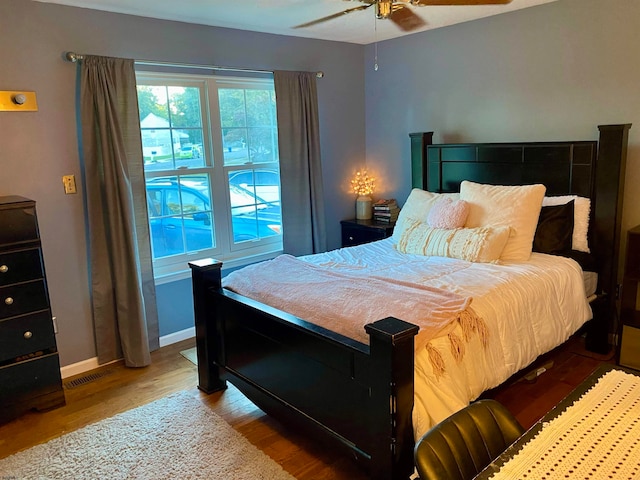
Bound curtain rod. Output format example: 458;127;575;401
63;52;325;78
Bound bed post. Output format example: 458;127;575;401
589;124;632;353
409;131;434;190
365;317;419;480
189;258;227;393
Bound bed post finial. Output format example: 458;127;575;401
409;132;434;190
189;258;227;393
365;317;419;480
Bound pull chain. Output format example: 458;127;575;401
374;11;379;71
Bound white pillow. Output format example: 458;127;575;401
460;181;546;262
396;219;511;263
392;189;459;241
542;195;591;253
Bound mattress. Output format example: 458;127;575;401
584;270;598;298
300;238;593;439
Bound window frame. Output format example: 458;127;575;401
136;71;283;284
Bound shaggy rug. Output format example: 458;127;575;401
0;391;297;480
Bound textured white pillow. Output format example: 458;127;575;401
542;195;591;253
427;197;470;229
460;181;546;262
392;189;460;241
396;219;511;263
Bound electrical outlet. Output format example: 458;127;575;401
63;174;77;194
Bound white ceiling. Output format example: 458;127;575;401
35;0;557;45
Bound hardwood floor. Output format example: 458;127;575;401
0;333;617;479
480;333;617;429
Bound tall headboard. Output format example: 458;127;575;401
409;124;631;353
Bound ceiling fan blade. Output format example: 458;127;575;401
412;0;512;5
388;5;427;31
294;4;373;29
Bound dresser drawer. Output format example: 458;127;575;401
0;353;62;400
619;324;640;371
341;220;394;247
0;248;44;287
0;204;39;245
0;280;49;319
342;225;386;247
0;311;55;362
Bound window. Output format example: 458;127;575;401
136;72;282;281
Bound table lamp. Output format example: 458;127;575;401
351;170;375;220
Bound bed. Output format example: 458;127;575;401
189;124;630;480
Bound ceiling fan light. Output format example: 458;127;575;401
376;0;393;19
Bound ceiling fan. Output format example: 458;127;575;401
294;0;513;32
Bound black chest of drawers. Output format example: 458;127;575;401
0;195;65;424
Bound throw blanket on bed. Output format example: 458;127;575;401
223;254;488;375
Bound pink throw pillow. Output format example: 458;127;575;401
427;197;470;229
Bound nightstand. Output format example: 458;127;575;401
340;219;395;248
619;225;640;370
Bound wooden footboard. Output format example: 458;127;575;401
190;258;419;480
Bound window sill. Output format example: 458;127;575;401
153;249;283;286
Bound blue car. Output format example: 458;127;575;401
146;178;281;258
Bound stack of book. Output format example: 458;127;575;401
373;198;399;223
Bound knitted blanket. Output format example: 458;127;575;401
488;369;640;479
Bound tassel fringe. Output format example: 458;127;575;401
426;343;446;378
430;307;490;375
448;332;464;362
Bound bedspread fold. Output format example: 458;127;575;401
223;254;487;374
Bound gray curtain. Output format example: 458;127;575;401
274;71;327;255
79;55;159;367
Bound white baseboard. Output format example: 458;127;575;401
159;327;195;348
60;357;102;379
60;328;196;379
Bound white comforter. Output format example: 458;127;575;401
300;238;592;440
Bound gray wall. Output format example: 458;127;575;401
0;0;365;366
364;0;640;240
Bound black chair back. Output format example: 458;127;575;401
414;399;524;480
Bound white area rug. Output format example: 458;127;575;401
180;347;197;365
0;391;297;480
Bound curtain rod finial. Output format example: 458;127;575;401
316;71;324;78
65;52;82;63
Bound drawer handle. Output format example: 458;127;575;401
24;331;33;339
5;297;13;305
0;264;7;273
349;236;354;241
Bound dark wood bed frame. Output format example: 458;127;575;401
190;124;630;480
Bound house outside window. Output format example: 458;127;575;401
136;72;283;282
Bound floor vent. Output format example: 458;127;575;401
64;369;113;389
